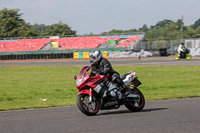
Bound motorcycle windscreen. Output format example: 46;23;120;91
78;66;89;76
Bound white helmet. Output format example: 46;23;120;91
89;50;102;65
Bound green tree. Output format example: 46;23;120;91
31;24;48;35
43;21;76;36
194;27;200;37
191;18;200;29
0;8;38;38
101;28;138;35
101;18;199;41
151;19;174;29
139;24;148;32
176;19;184;31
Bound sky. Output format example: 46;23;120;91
0;0;200;35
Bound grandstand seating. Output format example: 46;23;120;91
58;36;102;49
0;35;143;52
117;36;143;47
0;38;56;52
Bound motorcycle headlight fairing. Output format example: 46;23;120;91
76;73;86;86
76;78;83;86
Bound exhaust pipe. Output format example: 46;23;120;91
127;94;140;99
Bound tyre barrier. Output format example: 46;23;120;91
0;53;73;60
0;51;117;60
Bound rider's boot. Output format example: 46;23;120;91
116;77;131;96
122;83;131;96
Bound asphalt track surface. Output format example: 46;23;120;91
0;98;200;133
0;57;200;133
0;56;200;66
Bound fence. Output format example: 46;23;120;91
185;38;200;48
132;39;187;55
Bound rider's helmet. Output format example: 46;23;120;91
180;43;186;51
89;50;102;65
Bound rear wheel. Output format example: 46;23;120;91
175;54;180;60
125;88;145;112
77;94;100;116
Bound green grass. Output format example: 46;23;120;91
0;66;200;111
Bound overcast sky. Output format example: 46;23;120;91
0;0;200;35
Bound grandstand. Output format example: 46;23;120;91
117;36;143;47
0;35;144;52
0;34;144;60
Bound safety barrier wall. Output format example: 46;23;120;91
0;47;127;55
83;52;89;58
0;53;73;60
73;52;79;58
73;51;119;59
0;47;127;60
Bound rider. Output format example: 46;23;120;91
177;43;190;57
177;43;185;57
89;50;130;96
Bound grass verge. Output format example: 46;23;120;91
0;66;200;110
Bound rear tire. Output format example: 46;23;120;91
175;54;180;60
125;88;145;112
77;94;100;116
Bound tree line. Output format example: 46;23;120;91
1;8;200;41
102;19;200;41
0;8;76;38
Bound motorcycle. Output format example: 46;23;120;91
74;66;145;116
175;48;191;60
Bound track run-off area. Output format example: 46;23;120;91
0;56;200;133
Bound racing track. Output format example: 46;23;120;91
0;56;200;66
0;98;200;133
0;57;200;133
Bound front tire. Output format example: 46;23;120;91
125;88;145;112
77;94;100;116
186;54;191;59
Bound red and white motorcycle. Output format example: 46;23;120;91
74;66;145;116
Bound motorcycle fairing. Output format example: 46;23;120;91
77;89;92;96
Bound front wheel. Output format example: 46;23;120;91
77;94;100;116
125;88;145;112
186;54;191;59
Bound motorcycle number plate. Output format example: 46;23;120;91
94;85;101;93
